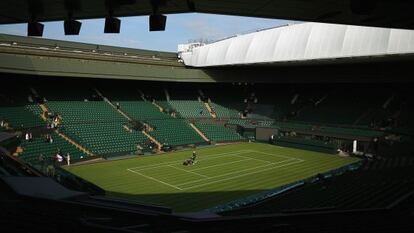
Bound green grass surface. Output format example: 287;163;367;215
65;143;359;212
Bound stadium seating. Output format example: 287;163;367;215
222;156;414;216
210;102;241;118
195;122;244;142
246;104;274;120
18;132;88;165
62;122;147;155
0;105;44;129
169;100;210;118
228;119;274;128
117;101;169;120
272;135;338;154
46;101;124;124
147;119;204;146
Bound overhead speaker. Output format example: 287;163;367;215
28;21;44;37
104;17;121;33
64;19;82;35
149;14;166;31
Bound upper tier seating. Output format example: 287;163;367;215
296;91;388;126
1;87;44;129
169;100;210;118
210;102;241;118
46;101;124;124
117;101;169;120
0;105;44;129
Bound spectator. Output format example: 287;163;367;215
56;152;63;163
66;153;71;166
116;102;120;110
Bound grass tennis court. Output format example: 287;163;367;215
65;143;360;212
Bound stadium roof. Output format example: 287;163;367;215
179;22;414;67
0;0;413;30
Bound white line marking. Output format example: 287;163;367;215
245;150;304;161
191;158;253;172
127;168;183;190
126;149;305;191
232;154;274;164
182;160;304;190
177;158;296;187
167;165;209;178
127;150;251;171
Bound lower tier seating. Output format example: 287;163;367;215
223;157;414;216
62;122;147;155
147;119;204;146
18;132;88;165
195;122;244;142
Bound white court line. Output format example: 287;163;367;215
232;154;275;164
177;158;297;187
245;150;304;161
191;158;253;172
131;153;249;172
182;159;304;190
167;165;209;178
127;168;183;190
127;150;251;171
127;149;304;191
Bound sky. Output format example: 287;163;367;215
0;13;296;52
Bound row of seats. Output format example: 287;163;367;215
147;119;204;146
169;100;210;118
0;105;44;129
195;122;244;142
62;122;147;155
223;157;414;215
117;101;169;120
19;132;88;165
209;102;241;118
272;135;338;154
46;101;124;124
271;121;384;138
227;119;274;128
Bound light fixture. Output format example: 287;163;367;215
104;16;121;33
28;21;44;37
64;19;82;35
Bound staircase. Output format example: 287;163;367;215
96;88;165;152
56;130;95;156
142;130;162;151
39;104;48;120
190;123;210;142
152;101;164;112
95;88;133;121
204;101;217;118
37;102;95;156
